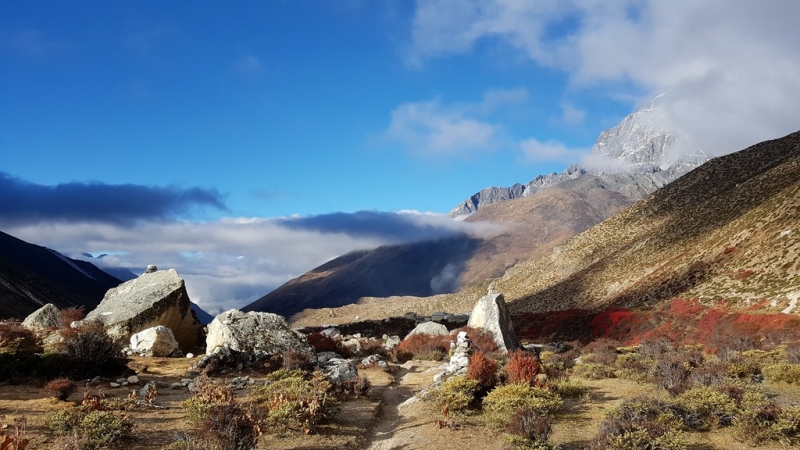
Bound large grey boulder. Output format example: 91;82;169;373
205;309;315;361
317;354;358;383
83;269;204;351
22;303;60;330
467;291;520;353
129;325;179;357
405;321;448;339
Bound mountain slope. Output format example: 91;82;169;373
449;102;707;217
0;230;123;319
246;179;631;319
289;130;800;326
502;129;800;313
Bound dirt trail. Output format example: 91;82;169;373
365;360;441;450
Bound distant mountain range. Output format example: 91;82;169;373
0;230;123;319
291;129;800;326
248;103;710;319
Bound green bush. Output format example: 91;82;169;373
572;363;616;380
505;407;557;450
483;383;562;427
674;385;737;430
590;396;685;450
762;363;800;384
253;370;335;433
550;378;588;399
732;403;800;446
45;407;134;449
427;375;478;413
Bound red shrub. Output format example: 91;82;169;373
467;351;497;392
306;332;337;353
57;307;85;329
505;350;541;385
0;321;37;347
452;326;499;356
44;377;77;400
396;333;450;360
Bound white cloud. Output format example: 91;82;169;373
519;138;586;164
385;88;527;156
3;212;489;316
561;103;586;124
408;0;800;156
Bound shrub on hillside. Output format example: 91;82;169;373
57;307;85;330
550;378;589;399
467;351;497;394
653;358;692;396
505;407;557;450
306;331;336;353
761;363;800;384
505;350;541;385
253;370;335;433
673;385;737;430
732;400;800;446
582;338;620;366
427;375;478;414
62;322;126;377
589;396;684;450
452;326;500;356
0;321;37;348
44;378;77;401
483;383;562;427
46;407;134;450
198;403;263;450
572;363;616;380
396;333;450;361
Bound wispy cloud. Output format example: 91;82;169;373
518;138;587;164
123;25;180;59
0;173;227;225
407;0;800;155
384;88;526;157
233;55;264;77
7;30;73;60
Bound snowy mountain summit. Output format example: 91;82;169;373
448;99;709;218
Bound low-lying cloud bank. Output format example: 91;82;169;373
2;212;487;316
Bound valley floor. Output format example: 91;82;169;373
2;355;800;449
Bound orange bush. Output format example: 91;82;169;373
396;333;450;360
505;350;541;385
467;351;497;393
57;307;85;330
306;332;337;353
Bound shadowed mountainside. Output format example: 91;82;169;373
0;230;123;319
291;130;800;326
249;179;631;319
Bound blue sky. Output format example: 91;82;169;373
2;1;800;315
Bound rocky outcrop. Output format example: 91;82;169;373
22;303;60;330
205;309;315;360
129;325;179;357
405;321;448;339
317;352;358;383
83;269;203;351
467;290;520;353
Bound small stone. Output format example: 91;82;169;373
90;376;102;384
122;382;129;387
110;382;121;388
127;375;140;384
116;378;127;383
186;353;194;359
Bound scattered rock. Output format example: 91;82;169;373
185;353;194;359
110;382;120;388
405;321;448;339
384;335;401;350
319;356;358;384
127;375;140;384
360;354;389;370
198;310;315;372
83;269;204;351
129;325;180;357
340;338;361;354
22;303;60;330
467;290;520;353
321;327;341;339
144;265;158;274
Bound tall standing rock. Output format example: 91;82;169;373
84;269;203;351
467;290;521;353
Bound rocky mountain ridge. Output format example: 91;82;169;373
449;103;708;217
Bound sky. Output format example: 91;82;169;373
2;1;800;315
